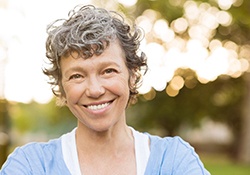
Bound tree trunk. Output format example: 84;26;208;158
0;99;9;168
238;73;250;164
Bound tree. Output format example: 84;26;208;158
125;0;250;163
128;70;245;136
238;74;250;163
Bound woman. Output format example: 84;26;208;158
0;5;210;175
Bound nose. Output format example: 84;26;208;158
85;76;105;98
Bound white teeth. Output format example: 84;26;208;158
87;102;110;110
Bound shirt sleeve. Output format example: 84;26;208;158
166;137;211;175
171;137;210;175
0;147;33;175
1;140;70;175
145;135;211;175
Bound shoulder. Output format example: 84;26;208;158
145;134;210;175
13;137;62;161
147;134;192;152
1;137;69;175
21;137;61;153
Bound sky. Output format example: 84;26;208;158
0;0;248;103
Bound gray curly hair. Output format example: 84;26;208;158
43;5;147;106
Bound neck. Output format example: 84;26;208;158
75;122;137;175
75;122;133;154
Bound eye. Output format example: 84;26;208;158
103;68;117;74
69;74;83;80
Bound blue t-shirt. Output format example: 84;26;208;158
0;133;210;175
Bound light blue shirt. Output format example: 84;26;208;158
0;133;210;175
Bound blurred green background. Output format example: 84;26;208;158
1;0;250;174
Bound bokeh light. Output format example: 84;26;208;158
118;0;137;7
136;0;249;97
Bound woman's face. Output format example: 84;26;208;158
60;41;131;132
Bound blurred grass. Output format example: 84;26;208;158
200;153;250;175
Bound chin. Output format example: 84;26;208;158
79;121;117;133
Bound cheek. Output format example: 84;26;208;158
106;77;130;96
64;84;83;103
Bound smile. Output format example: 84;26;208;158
86;102;111;111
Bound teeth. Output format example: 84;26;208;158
87;102;110;110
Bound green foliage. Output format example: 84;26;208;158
128;70;246;136
224;0;250;44
9;98;76;135
124;0;250;146
135;0;183;21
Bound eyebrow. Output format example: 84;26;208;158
99;61;122;69
63;60;122;76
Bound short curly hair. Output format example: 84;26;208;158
43;5;147;106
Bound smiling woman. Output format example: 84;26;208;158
0;4;210;175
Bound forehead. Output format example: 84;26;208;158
62;39;125;59
60;40;127;69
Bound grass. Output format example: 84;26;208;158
200;153;250;175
